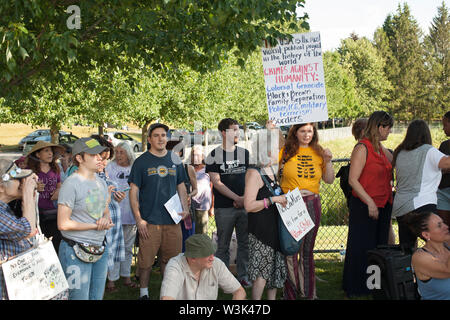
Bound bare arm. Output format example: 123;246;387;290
244;169;286;213
232;286;246;300
187;165;198;198
176;182;190;220
209;171;243;207
438;155;450;170
321;148;335;184
57;204;98;231
348;144;379;220
21;174;38;236
412;250;450;280
50;182;61;201
129;182;149;240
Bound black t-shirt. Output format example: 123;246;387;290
439;139;450;189
205;146;249;208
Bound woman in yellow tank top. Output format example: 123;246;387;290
279;123;335;300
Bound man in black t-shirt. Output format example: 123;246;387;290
205;118;251;287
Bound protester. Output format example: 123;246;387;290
105;142;138;290
0;160;37;300
57;137;114;300
343;110;394;297
128;123;189;300
90;135;126;294
437;111;450;228
392;120;450;253
26;141;65;253
279;122;335;300
205;118;251;287
167;140;198;251
405;212;450;300
191;145;214;235
58;144;73;183
160;234;246;300
244;126;288;300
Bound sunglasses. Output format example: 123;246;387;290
2;163;22;182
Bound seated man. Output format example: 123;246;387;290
160;234;246;300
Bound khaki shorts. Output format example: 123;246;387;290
138;224;182;271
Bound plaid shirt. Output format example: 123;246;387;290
0;200;33;300
98;173;125;271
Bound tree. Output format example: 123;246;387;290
0;1;304;97
323;51;360;119
377;4;426;121
338;37;392;116
423;2;450;119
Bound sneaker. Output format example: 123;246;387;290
239;278;252;288
138;295;149;300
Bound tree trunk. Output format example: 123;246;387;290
50;123;59;144
98;125;104;136
142;121;151;152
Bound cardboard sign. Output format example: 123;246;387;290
262;31;328;126
276;188;315;241
2;240;69;300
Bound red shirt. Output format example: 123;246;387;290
352;138;393;207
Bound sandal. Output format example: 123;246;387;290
123;281;138;288
105;286;119;293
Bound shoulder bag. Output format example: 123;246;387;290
255;166;302;256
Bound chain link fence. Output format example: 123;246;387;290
204;158;404;261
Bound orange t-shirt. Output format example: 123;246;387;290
279;146;324;194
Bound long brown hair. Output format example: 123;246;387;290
280;123;324;165
363;111;394;153
392;120;432;167
27;147;60;175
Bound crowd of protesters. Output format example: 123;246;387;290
1;111;449;300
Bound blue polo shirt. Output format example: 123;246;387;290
128;151;186;225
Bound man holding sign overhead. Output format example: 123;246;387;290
128;123;189;300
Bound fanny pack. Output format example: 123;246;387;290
62;236;106;263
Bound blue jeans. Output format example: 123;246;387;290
214;207;248;280
59;240;109;300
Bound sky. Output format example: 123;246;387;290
297;0;449;51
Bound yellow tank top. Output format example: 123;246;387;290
279;146;324;194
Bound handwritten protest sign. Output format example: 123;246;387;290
276;188;315;241
2;240;68;300
262;31;328;126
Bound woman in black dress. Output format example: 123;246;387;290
244;125;287;300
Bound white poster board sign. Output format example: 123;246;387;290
165;193;183;224
2;240;69;300
276;188;315;241
262;31;328;126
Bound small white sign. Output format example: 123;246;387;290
164;193;183;224
276;188;315;241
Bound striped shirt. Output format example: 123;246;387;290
0;200;33;300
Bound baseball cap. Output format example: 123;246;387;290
0;160;33;182
72;137;107;156
148;123;169;136
184;234;217;258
